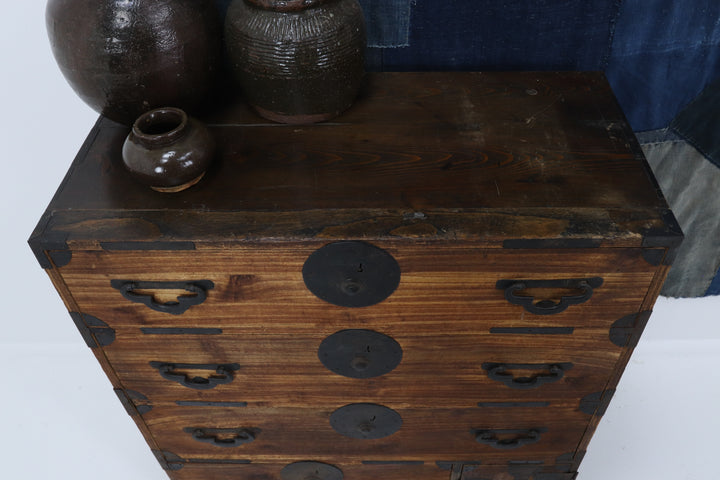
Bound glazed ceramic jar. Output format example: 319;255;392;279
46;0;223;125
122;108;215;193
225;0;367;123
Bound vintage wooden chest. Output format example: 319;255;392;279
30;72;681;480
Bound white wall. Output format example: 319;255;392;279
1;3;718;479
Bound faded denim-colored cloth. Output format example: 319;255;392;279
638;130;720;297
671;79;720;170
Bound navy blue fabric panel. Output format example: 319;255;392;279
707;269;720;296
378;0;620;71
358;0;413;47
606;0;720;131
671;79;720;168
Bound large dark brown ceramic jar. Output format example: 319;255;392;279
122;108;215;193
225;0;366;124
46;0;222;125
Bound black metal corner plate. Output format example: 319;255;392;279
302;241;401;308
641;209;684;265
28;212;71;269
69;312;116;348
114;389;153;416
152;450;185;471
609;311;652;348
579;390;616;417
318;329;403;379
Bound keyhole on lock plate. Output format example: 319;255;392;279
358;415;377;434
351;347;372;371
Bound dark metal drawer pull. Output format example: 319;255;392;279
473;428;545;449
111;280;214;315
482;362;573;389
184;427;259;447
150;362;240;390
496;277;603;315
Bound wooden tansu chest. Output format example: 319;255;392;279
30;72;682;480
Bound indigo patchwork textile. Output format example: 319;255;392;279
671;79;720;169
606;0;720;131
639;130;720;297
377;0;620;71
358;0;413;48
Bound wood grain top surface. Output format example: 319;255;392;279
36;72;676;246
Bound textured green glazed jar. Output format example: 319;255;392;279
224;0;366;124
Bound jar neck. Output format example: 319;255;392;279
244;0;331;12
131;108;188;148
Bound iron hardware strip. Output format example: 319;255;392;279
477;401;550;408
141;327;223;335
101;241;196;251
176;401;248;407
489;327;574;335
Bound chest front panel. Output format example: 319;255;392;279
31;73;681;480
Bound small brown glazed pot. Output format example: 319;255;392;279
46;0;222;125
122;108;215;193
225;0;366;124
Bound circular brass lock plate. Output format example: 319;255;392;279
302;241;401;308
318;329;403;379
280;462;343;480
330;403;403;440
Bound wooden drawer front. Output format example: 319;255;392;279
143;405;588;463
165;461;576;480
108;333;620;406
167;461;453;480
59;245;657;335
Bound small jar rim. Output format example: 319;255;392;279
244;0;330;12
132;107;188;147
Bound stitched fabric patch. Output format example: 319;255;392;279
671;79;720;169
359;0;413;48
637;129;720;297
606;0;720;131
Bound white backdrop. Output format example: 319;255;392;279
2;3;718;479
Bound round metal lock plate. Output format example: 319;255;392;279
318;329;403;379
329;403;403;440
280;462;343;480
302;241;401;308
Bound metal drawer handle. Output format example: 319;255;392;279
184;427;259;447
150;362;240;390
496;277;603;315
111;280;214;315
482;362;573;389
473;428;545;449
